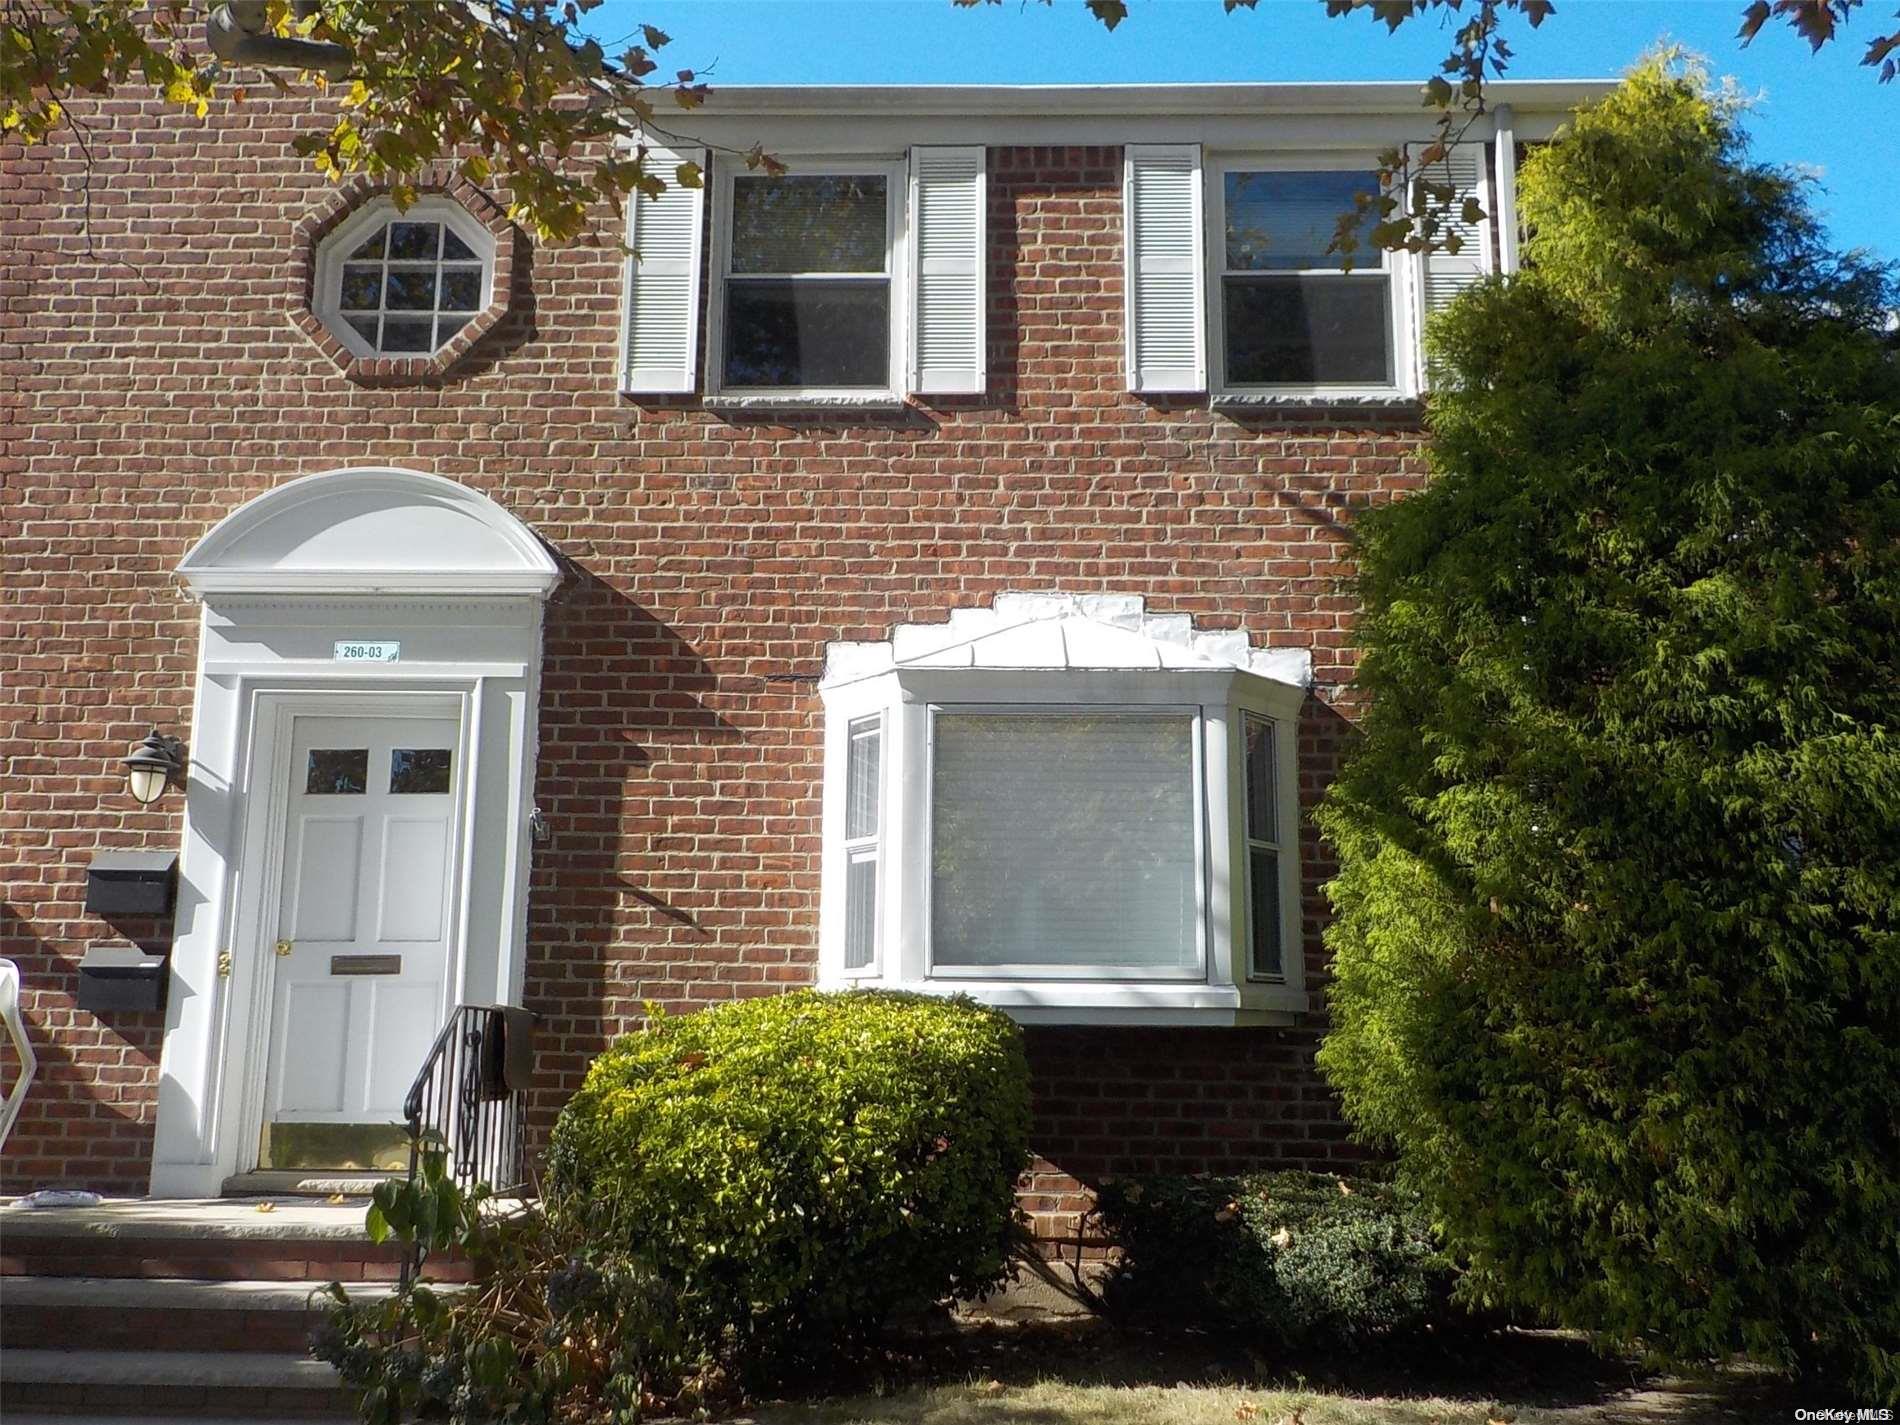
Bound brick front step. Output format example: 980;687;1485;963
0;1199;483;1418
0;1349;357;1417
0;1276;409;1353
0;1197;470;1283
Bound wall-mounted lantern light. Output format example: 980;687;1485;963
124;729;186;805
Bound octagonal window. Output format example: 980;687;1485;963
314;198;495;357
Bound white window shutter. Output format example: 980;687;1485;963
1409;140;1494;386
908;146;986;395
620;146;706;394
1123;144;1205;393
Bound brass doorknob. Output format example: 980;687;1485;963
275;938;293;957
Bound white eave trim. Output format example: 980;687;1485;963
687;80;1617;119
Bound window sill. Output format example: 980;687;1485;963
822;975;1310;1026
705;393;910;413
1211;391;1421;415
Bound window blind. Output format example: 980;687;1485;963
1410;140;1494;387
930;713;1200;973
909;145;986;394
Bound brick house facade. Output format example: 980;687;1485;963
0;80;1601;1239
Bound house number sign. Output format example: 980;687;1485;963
333;640;401;663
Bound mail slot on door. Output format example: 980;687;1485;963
331;954;402;976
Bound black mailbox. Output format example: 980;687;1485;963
477;1006;537;1100
76;955;169;1013
84;850;178;916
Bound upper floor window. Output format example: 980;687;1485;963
720;172;901;392
622;147;984;399
1124;141;1494;400
315;199;496;358
1215;166;1397;391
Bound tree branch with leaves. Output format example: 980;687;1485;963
1;0;779;242
5;0;1893;256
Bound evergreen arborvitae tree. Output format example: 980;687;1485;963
1316;59;1900;1397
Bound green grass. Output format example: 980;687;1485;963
739;1320;1843;1425
756;1379;1508;1424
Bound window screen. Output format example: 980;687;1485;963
1221;170;1393;388
724;174;891;389
930;713;1201;974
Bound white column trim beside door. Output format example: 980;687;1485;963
451;679;486;1010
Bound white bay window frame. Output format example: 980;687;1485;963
820;662;1307;1025
1205;152;1416;402
706;154;909;402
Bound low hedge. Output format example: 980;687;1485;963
1092;1171;1458;1348
546;989;1032;1378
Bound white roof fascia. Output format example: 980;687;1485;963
670;80;1616;118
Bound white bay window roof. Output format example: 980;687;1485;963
819;593;1311;1026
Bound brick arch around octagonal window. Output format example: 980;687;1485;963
287;169;519;386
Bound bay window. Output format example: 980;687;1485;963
819;595;1310;1025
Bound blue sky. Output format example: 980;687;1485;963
585;0;1897;263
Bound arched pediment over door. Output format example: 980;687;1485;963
178;465;559;599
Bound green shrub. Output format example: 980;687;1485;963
1093;1172;1457;1348
1317;58;1900;1400
546;989;1033;1378
317;1145;723;1424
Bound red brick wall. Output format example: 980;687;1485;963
0;98;1426;1212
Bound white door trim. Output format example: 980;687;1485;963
228;690;473;1174
153;657;541;1197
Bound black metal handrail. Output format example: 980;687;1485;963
402;1003;535;1197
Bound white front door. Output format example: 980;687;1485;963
259;713;464;1171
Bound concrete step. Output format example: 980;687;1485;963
222;1170;398;1198
0;1198;468;1283
0;1349;357;1417
0;1275;406;1353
